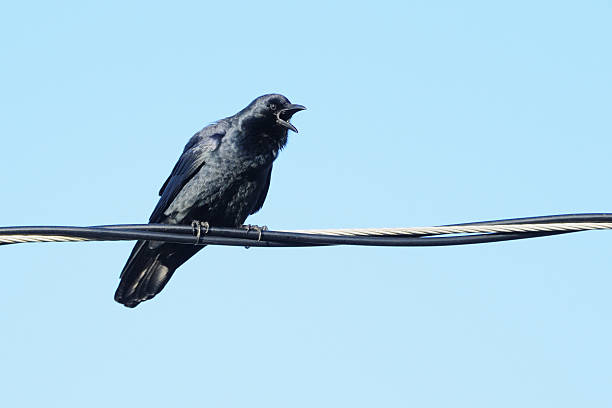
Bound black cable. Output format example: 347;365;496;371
1;212;610;248
446;213;612;226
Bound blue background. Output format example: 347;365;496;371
1;1;611;406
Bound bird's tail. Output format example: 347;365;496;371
114;240;203;308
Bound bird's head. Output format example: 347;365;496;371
243;94;306;133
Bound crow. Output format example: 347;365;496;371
114;94;305;307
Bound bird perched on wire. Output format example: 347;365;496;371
114;94;306;307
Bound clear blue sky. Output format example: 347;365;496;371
1;1;611;406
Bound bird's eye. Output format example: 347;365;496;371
269;103;277;111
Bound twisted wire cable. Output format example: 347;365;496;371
283;222;612;236
0;213;611;247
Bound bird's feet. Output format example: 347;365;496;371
241;224;269;241
191;221;210;244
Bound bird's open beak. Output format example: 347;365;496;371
277;104;306;133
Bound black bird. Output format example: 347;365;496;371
114;94;305;307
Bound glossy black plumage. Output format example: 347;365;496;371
114;94;305;307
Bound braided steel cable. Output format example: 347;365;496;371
283;222;612;236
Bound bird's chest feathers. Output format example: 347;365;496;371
215;131;282;174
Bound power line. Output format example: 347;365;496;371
1;213;611;247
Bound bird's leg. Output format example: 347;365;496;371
191;221;200;244
241;224;269;241
191;221;210;244
258;225;269;241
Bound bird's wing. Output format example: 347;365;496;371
249;166;272;215
150;124;226;222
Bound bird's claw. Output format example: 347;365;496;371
191;221;210;244
241;224;269;241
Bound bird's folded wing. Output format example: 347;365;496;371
150;126;225;222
